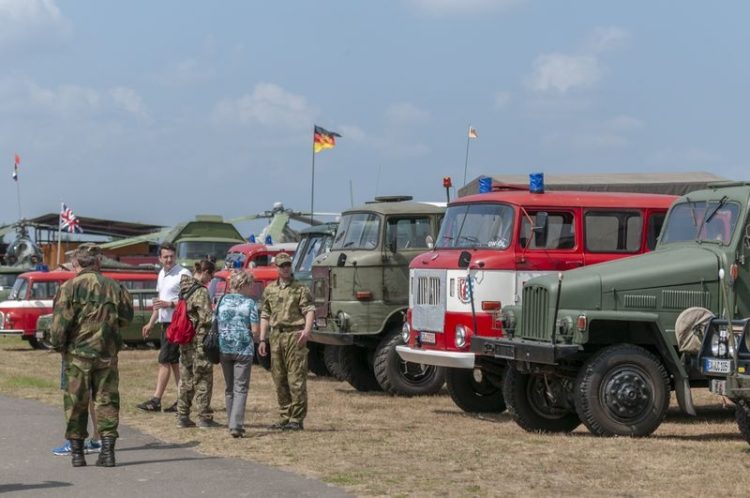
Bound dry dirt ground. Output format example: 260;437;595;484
2;336;750;497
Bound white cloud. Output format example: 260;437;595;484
0;0;71;49
526;54;601;94
586;26;630;54
0;76;148;119
385;102;430;125
494;91;512;109
212;82;316;129
525;26;629;96
407;0;523;17
110;87;149;119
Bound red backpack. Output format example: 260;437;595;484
166;284;202;345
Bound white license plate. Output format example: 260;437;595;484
420;332;436;344
703;358;732;374
710;378;727;395
35;331;44;339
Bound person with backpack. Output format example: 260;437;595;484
175;259;216;428
216;270;260;438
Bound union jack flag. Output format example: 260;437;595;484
60;203;83;233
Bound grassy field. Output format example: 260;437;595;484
3;335;750;497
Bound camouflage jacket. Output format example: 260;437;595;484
179;275;212;338
261;278;315;330
49;269;134;359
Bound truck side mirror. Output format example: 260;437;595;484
337;253;347;267
458;250;471;269
426;235;434;249
533;211;549;247
744;225;750;250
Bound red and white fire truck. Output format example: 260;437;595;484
397;187;677;412
0;269;157;349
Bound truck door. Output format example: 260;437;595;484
382;216;433;303
516;209;583;273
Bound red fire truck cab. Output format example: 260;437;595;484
396;188;677;412
0;269;157;349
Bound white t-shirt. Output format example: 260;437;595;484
157;264;191;323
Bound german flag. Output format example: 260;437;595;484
313;125;341;153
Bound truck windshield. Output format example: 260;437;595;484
9;277;28;300
224;252;245;269
294;234;333;272
333;213;381;250
0;274;17;289
660;200;740;245
176;241;236;261
436;203;514;249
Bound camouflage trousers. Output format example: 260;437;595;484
178;339;213;420
62;354;119;440
270;331;308;424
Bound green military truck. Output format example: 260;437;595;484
310;196;445;395
474;182;750;437
0;265;32;301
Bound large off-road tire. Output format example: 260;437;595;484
735;398;750;445
324;345;348;381
373;329;445;396
307;342;330;377
574;344;670;437
446;367;506;413
503;367;580;433
339;345;382;392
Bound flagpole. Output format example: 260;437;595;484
56;202;63;266
462;124;472;186
15;181;22;220
310;126;316;225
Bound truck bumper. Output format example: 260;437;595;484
471;336;581;365
0;329;24;337
396;345;474;369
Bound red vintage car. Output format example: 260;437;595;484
0;269;157;349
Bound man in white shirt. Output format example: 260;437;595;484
137;242;192;412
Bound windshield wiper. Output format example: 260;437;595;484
696;196;728;240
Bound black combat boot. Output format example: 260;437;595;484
95;437;116;467
70;439;86;467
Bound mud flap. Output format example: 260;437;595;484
675;377;696;416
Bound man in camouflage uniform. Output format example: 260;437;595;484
49;244;134;468
259;252;315;430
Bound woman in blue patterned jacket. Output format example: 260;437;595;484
217;270;260;437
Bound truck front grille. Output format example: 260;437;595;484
415;276;442;306
520;285;551;340
411;269;446;332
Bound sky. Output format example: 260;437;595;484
0;0;748;236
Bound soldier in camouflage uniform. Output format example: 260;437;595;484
49;244;134;468
259;252;315;430
176;259;216;428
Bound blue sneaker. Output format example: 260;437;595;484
52;440;71;456
85;440;101;454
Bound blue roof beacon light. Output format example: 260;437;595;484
529;172;544;193
265;235;273;245
233;259;242;269
478;176;492;194
248;234;256;243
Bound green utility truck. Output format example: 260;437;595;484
474;182;750;437
310;196;445;395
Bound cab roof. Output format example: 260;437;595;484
299;222;338;236
227;242;298;254
454;190;677;209
344;201;446;216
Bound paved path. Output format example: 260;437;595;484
0;395;351;497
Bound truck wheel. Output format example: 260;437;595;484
735;398;750;445
27;337;49;350
339;345;382;392
445;367;506;413
307;342;330;377
373;329;445;396
324;345;348;381
503;368;580;433
574;344;670;437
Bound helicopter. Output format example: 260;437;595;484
98;203;338;268
0;221;45;298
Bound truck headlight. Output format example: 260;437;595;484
402;322;411;343
455;324;468;348
711;333;720;356
501;310;516;330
